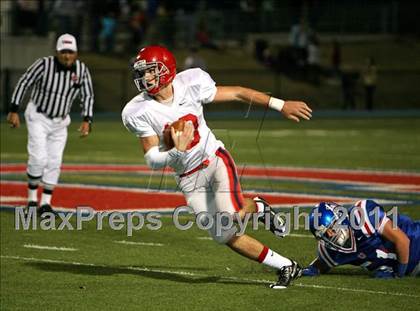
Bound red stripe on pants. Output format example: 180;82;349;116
215;148;244;211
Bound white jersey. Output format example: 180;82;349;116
122;68;224;175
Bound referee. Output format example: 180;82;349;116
6;33;94;215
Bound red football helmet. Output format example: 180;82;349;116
133;46;177;95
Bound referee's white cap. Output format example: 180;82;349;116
56;34;77;52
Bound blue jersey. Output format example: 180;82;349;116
317;200;420;276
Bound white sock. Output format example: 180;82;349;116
27;174;41;202
258;246;292;269
253;198;265;213
28;188;38;202
40;192;52;206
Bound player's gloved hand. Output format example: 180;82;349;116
302;265;320;277
395;263;407;278
374;266;394;279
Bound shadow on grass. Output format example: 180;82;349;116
26;262;267;286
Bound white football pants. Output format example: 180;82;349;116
176;148;244;244
24;101;70;186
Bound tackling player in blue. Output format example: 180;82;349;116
303;200;420;278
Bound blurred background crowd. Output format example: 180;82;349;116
1;0;420;114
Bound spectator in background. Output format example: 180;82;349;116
307;33;320;85
331;39;341;79
88;0;120;52
13;0;40;35
143;0;161;44
289;17;309;66
88;1;102;52
183;47;207;70
362;57;377;111
196;20;219;50
99;12;117;53
174;2;198;48
331;39;341;76
52;0;85;44
129;4;147;52
341;70;359;110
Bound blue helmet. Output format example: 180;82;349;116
309;202;356;253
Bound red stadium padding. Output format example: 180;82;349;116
1;163;419;186
0;181;355;212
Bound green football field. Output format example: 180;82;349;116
1;117;420;310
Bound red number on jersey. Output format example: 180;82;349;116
179;114;200;149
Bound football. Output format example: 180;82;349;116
163;119;185;150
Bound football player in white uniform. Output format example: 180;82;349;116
122;46;312;288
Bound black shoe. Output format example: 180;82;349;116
254;196;287;238
38;204;57;216
270;261;303;288
25;201;38;215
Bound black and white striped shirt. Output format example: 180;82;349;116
10;56;94;120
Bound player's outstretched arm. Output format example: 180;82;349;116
213;86;312;122
6;112;20;128
380;220;410;277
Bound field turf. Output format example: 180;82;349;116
1;117;420;310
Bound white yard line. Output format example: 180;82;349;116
23;244;77;251
1;254;418;298
196;237;213;240
293;283;419;297
288;233;313;238
114;240;164;247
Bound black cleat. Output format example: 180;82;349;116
270;261;303;289
254;196;287;238
25;201;38;215
27;201;38;208
38;204;57;216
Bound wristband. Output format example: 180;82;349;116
268;97;285;112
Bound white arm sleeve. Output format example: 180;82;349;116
144;146;184;169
